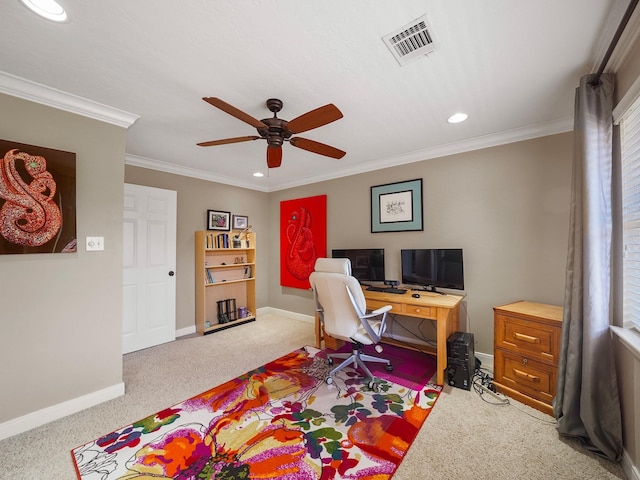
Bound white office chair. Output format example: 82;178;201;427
309;257;393;387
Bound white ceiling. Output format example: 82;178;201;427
0;1;629;191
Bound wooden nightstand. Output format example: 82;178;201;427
493;301;563;415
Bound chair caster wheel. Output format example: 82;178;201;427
386;364;394;372
368;380;375;389
327;358;334;366
326;376;333;385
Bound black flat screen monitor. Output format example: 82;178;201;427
401;248;464;291
331;248;385;282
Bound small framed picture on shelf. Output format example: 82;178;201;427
232;215;249;230
207;210;231;231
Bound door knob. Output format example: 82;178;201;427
169;271;175;276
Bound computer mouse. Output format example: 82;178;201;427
411;293;420;298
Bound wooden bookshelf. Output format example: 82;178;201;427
195;230;256;334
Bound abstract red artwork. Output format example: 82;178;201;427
280;194;327;289
0;139;76;254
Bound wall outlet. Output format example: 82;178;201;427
86;236;104;251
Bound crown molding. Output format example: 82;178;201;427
126;117;573;193
125;154;269;192
270;117;574;191
0;71;139;128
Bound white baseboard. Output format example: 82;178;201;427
258;306;315;324
176;325;196;337
382;332;434;351
475;351;494;374
176;308;314;339
0;382;125;441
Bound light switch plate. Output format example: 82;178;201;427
86;236;104;251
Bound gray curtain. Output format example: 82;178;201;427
553;73;622;461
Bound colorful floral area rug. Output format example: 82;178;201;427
72;345;441;480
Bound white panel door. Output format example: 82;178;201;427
123;184;177;354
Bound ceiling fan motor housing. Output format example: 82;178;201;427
258;117;290;146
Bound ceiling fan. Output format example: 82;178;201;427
197;97;346;168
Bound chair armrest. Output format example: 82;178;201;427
362;305;392;319
369;305;392;315
343;284;389;342
359;305;390;342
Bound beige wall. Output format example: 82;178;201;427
0;93;126;424
124;167;270;331
268;133;572;354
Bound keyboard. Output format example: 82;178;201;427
366;286;407;294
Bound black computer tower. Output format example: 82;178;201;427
446;331;475;390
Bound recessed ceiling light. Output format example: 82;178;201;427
253;172;264;177
20;0;68;22
447;112;468;124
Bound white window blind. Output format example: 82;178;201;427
621;95;640;331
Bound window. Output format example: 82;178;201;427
620;95;640;331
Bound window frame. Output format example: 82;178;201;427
620;94;640;332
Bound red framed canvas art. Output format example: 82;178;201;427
280;194;326;289
0;139;76;254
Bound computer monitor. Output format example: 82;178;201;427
401;248;464;291
331;248;385;282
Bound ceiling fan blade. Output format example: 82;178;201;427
197;136;261;147
203;97;267;129
287;104;343;134
267;146;282;168
290;137;346;159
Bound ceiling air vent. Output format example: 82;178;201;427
382;14;437;66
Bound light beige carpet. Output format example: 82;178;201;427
0;313;626;479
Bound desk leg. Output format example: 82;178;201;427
435;305;460;385
315;314;322;349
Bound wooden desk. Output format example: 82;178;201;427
315;287;464;385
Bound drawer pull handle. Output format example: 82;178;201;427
514;332;541;344
513;368;540;383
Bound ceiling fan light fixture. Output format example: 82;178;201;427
20;0;68;22
447;112;468;124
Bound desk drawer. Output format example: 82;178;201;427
367;299;403;313
404;304;435;318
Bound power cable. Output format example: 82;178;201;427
471;364;557;424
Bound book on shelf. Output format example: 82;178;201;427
205;269;214;284
215;233;229;248
204;233;227;249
